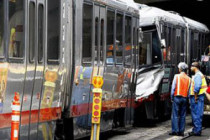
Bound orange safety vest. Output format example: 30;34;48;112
174;73;191;97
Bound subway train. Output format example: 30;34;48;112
0;0;209;140
134;3;209;122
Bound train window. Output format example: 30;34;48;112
125;16;131;44
162;26;167;62
82;4;92;63
152;31;162;64
198;34;201;60
176;29;181;63
136;26;139;66
190;32;195;60
200;34;205;54
116;13;123;64
200;34;203;53
100;19;104;63
8;0;24;58
106;10;115;64
202;35;206;53
29;2;35;63
171;28;176;65
167;27;171;62
47;0;60;62
38;5;44;63
180;29;185;61
0;1;3;57
139;32;152;65
124;16;132;65
133;27;136;46
193;33;199;60
133;22;137;66
95;17;99;62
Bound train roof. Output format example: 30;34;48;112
183;17;209;33
116;0;138;9
137;4;185;27
137;4;209;33
103;0;139;15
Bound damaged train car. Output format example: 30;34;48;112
134;4;209;121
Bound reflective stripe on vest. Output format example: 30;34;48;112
177;75;180;96
174;73;190;97
190;76;195;95
190;72;207;95
199;75;207;94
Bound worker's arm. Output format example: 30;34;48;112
171;75;177;101
188;80;191;97
194;74;202;93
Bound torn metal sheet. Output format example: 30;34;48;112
135;67;164;100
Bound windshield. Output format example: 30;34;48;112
139;30;162;66
0;0;3;56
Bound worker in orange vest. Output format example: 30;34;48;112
169;62;191;136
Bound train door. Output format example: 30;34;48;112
124;15;136;126
71;1;94;138
37;0;62;139
88;4;107;131
130;17;138;125
19;1;37;139
176;28;181;63
0;0;26;139
92;5;105;75
175;28;181;73
103;8;119;130
28;1;46;140
123;16;138;126
180;28;185;62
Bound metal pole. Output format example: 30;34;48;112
93;124;97;140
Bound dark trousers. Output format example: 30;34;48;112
171;96;187;133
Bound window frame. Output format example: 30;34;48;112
115;11;124;65
47;0;61;64
29;2;36;63
139;31;153;67
161;24;168;63
81;2;93;66
106;8;116;65
171;27;177;65
132;17;138;67
180;28;185;62
124;14;132;67
167;25;172;64
151;30;162;65
139;26;163;68
0;0;5;60
38;4;44;64
8;0;25;63
193;31;199;60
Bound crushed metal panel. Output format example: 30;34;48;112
135;67;164;99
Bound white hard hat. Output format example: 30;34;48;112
178;62;188;70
